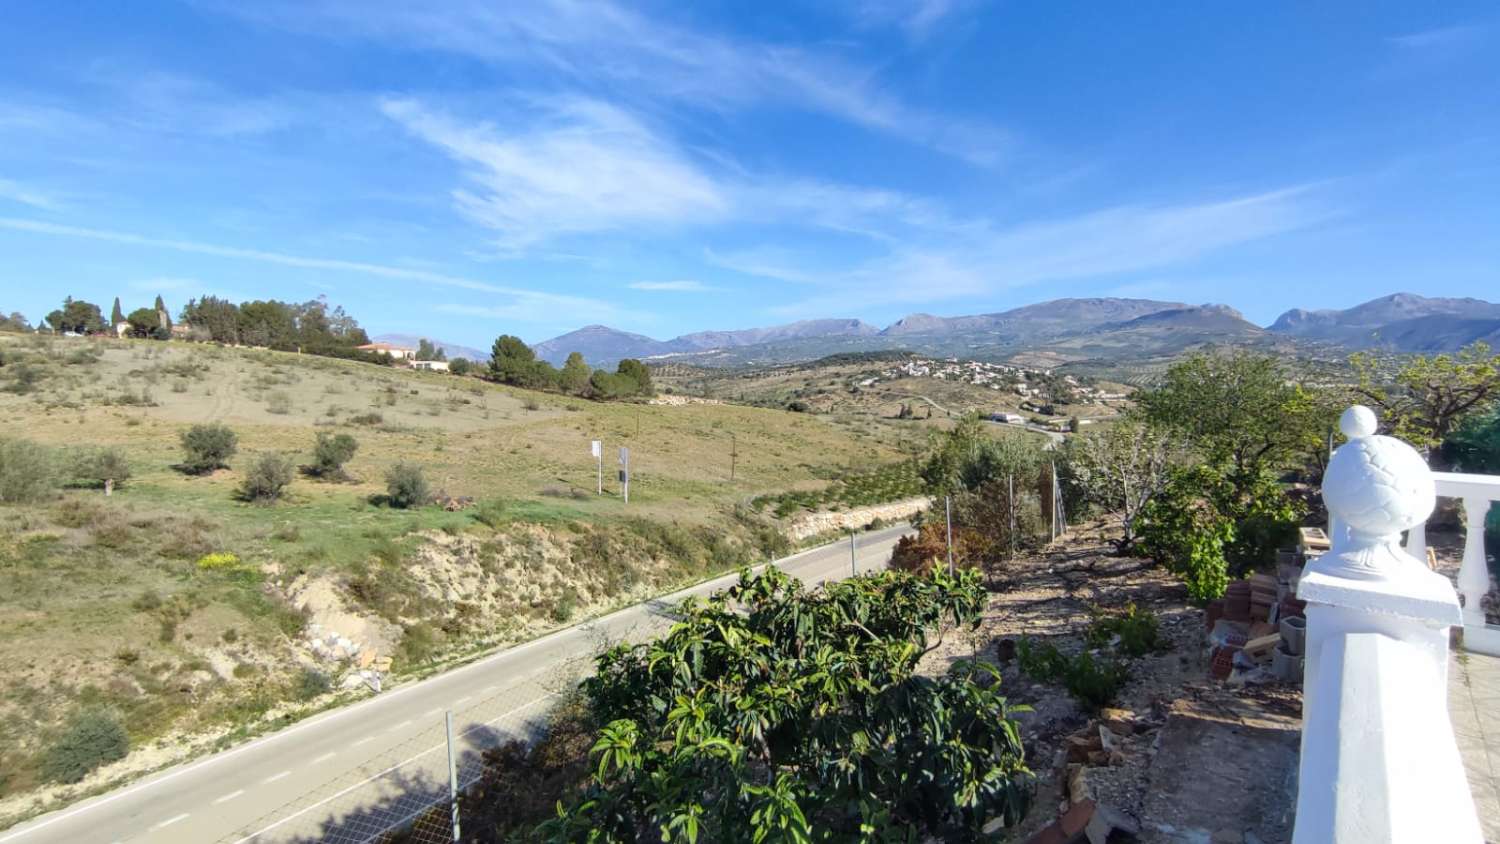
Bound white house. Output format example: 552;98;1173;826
356;342;416;360
409;359;450;372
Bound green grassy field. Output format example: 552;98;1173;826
0;333;930;805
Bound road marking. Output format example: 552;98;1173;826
454;696;471;706
352;736;375;747
262;771;291;784
153;814;189;829
482;685;497;694
423;707;441;718
311;752;336;764
231;693;560;844
212;790;245;805
390;719;413;732
0;527;911;844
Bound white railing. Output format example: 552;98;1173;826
1405;472;1500;655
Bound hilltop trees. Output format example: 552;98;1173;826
487;335;654;401
44;297;104;334
0;311;33;333
415;338;446;362
179;296;242;343
110;298;125;332
542;567;1033;841
126;307;166;339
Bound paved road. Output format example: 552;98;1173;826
0;524;913;844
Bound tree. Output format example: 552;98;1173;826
72;447;132;492
1353;342;1500;460
1060;418;1178;552
615;358;653;396
308;431;358;480
179;296;241;343
921;413;1041;497
559;352;592;395
44;297;105;334
542;567;1033;841
385;462;430;508
153;295;172;334
448;357;472;376
0;438;59;504
236;300;298;348
416;338;443;361
0;311;31;332
125;307;162;339
489;335;539;385
589;369;631;399
239;453;294;503
110;298;124;332
1444;404;1500;474
1137;352;1305;476
179;424;237;474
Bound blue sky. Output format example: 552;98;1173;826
1;2;1497;346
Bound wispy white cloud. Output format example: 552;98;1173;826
1388;24;1487;51
220;0;1008;164
628;280;716;292
79;67;294;137
750;186;1335;316
848;0;970;39
0;177;62;211
0;216;633;325
383;97;728;251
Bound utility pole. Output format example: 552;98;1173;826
945;495;954;575
850;530;857;577
445;711;460;842
619;446;630;504
592;440;602;494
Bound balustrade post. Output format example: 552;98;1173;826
1457;496;1492;630
1294;406;1481;843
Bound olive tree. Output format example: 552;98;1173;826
1060;418;1178;553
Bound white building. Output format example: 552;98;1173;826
409;359;450;372
356;342;416;360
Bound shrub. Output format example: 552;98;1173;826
471;499;507;529
265;391;292;415
349;412;383;426
72;447;132;490
385;462;430;509
239;453;294;503
180;423;237;474
295;669;331;701
1085;603;1161;657
1015;638;1128;710
196;552;243;571
41;709;129;783
308;431;358;479
0;438;59;504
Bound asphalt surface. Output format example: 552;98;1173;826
0;523;913;844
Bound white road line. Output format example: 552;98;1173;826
311;752;336;764
262;771;291;784
212;790;245;805
153;814;190;829
352;736;375;747
454;696;471;706
231;693;559;844
423;707;441;718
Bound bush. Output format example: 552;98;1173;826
384;462;429;509
349;412;383;426
72;447;131;490
1015;638;1128;710
265;391;293;415
295;668;332;701
0;438;59;504
309;431;358;479
1085;603;1161;657
239;453;293;503
41;709;129;783
471;499;507;529
180;423;237;474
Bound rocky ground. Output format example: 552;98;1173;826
919;519;1305;843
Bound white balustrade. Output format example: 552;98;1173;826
1294;406;1483;843
1404;472;1500;655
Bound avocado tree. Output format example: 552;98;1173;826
542;567;1034;842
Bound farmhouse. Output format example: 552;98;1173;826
409;359;450;372
356;342;416;360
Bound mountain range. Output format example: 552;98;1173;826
422;292;1499;371
372;334;488;363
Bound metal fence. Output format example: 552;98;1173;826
217;683;565;844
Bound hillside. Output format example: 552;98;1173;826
0;333;933;812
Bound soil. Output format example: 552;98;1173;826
916;518;1303;843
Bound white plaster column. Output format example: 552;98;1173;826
1294;405;1482;844
1457;495;1493;631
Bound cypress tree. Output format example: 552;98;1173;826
110;297;124;331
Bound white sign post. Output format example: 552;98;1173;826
591;440;602;494
618;446;630;503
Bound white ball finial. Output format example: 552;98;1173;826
1340;405;1377;440
1319;405;1435;579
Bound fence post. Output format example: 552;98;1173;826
944;495;953;575
1293;406;1479;842
446;710;460;842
